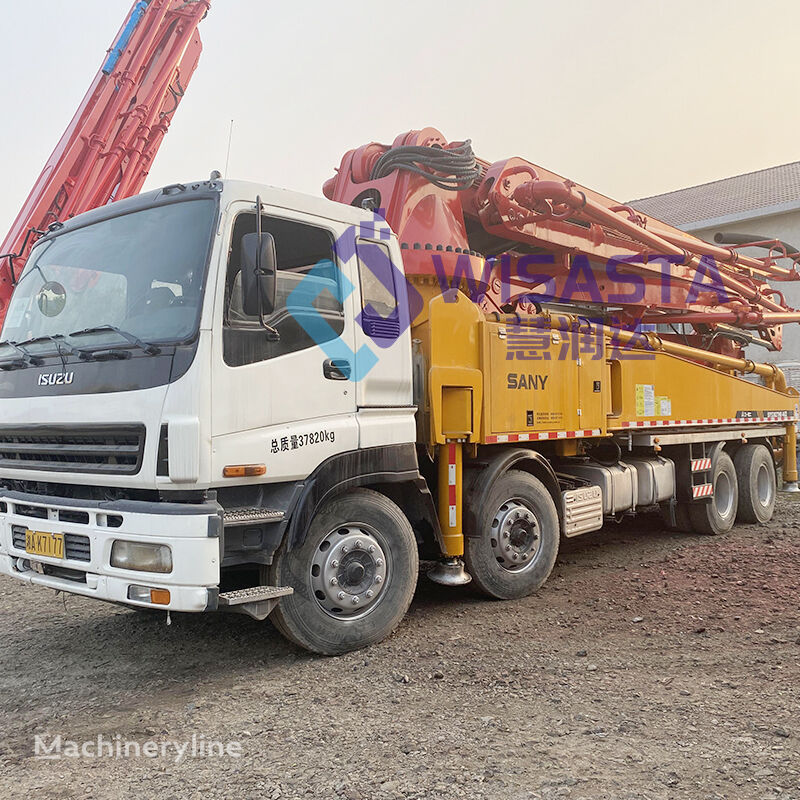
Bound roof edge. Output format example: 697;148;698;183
677;199;800;232
629;159;800;206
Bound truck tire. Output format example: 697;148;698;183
688;450;738;535
734;444;776;524
464;470;559;600
269;489;418;655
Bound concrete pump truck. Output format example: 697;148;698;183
0;2;798;654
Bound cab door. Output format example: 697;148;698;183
210;202;358;481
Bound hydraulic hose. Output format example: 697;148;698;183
370;140;481;191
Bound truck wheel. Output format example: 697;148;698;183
688;450;738;535
464;470;559;600
269;489;418;655
734;444;776;524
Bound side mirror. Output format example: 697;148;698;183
240;232;277;317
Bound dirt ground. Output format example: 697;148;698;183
0;496;798;800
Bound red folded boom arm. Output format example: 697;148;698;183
0;0;209;322
324;127;800;355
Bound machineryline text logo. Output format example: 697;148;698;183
33;733;242;763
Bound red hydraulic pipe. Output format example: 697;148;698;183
510;180;787;314
652;228;797;281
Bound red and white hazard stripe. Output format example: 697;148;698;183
691;458;712;472
485;429;603;444
692;483;714;499
620;415;795;429
447;443;457;528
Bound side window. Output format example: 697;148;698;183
223;213;344;367
356;239;401;341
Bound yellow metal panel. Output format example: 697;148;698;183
481;322;606;438
609;351;798;427
416;300;797;453
441;387;473;438
421;293;484;445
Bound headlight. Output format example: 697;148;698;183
110;541;172;573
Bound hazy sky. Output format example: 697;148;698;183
2;0;800;229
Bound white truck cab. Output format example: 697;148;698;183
0;178;425;648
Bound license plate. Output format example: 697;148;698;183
25;530;65;560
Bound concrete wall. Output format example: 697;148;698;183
688;210;800;366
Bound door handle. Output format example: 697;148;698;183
323;359;351;380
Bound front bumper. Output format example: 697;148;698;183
0;489;222;613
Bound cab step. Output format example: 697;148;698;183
223;508;284;526
218;585;293;606
218;585;293;621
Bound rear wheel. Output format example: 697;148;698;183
269;489;418;655
464;470;559;600
689;450;738;535
734;444;776;524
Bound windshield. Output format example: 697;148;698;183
1;199;217;353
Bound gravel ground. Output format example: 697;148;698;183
1;496;798;800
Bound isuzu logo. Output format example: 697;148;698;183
38;372;74;387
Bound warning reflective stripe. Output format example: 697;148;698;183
485;429;602;444
693;483;714;499
691;458;712;472
620;415;796;429
447;443;457;527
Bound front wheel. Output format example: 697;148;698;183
269;489;418;655
464;470;560;600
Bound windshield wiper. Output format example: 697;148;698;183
67;325;161;357
17;334;78;354
15;334;78;369
0;340;44;368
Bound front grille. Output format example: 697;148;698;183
12;526;91;562
65;535;91;561
12;527;24;550
0;425;145;475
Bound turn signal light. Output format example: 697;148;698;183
223;464;266;478
127;585;171;605
149;589;171;605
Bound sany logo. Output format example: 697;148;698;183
287;212;422;383
38;372;74;386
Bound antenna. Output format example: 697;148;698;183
224;119;234;177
